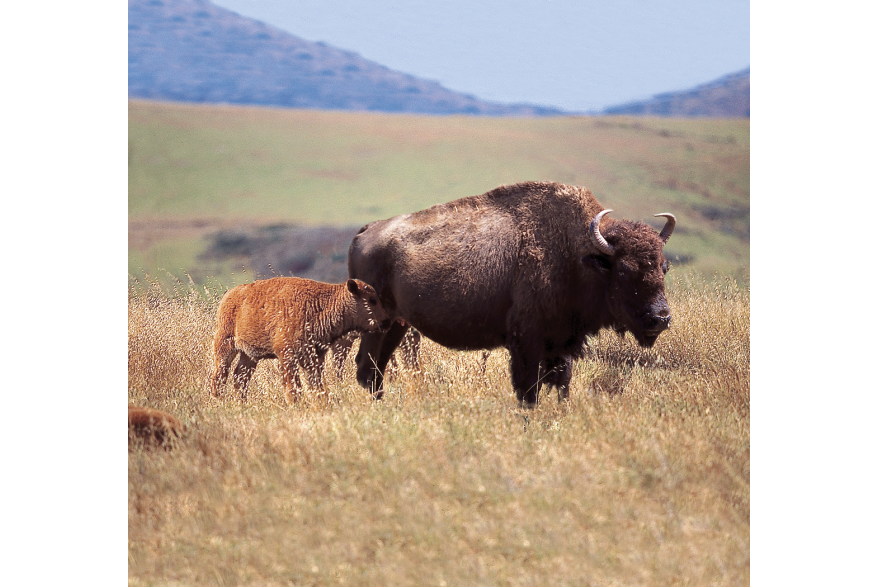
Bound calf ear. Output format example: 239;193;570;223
346;279;360;295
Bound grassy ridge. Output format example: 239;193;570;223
128;100;749;285
128;273;749;585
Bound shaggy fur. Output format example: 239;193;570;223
209;277;389;404
128;405;184;449
348;181;675;407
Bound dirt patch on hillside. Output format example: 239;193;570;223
198;223;361;283
128;217;276;252
130;218;361;283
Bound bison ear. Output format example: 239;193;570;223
346;279;360;295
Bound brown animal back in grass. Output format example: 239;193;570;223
128;405;184;448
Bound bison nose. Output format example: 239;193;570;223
646;313;671;331
380;318;392;331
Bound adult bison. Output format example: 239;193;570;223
348;181;676;407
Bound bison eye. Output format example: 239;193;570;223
662;261;670;274
586;255;612;275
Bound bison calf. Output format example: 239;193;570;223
209;277;390;404
128;405;184;449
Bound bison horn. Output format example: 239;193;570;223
653;213;676;243
589;209;615;256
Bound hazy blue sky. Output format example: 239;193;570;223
211;0;749;112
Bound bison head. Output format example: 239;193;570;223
587;210;676;347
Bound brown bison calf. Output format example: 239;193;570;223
209;277;390;404
128;405;184;448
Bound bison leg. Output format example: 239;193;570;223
387;328;422;376
355;321;410;399
478;350;491;375
397;328;422;372
508;336;544;408
210;336;238;397
541;355;573;401
231;353;258;401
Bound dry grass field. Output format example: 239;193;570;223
128;270;749;586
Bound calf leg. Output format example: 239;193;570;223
231;353;258;401
280;355;303;405
330;333;356;380
210;336;237;397
303;346;327;392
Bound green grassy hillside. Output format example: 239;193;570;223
129;100;749;286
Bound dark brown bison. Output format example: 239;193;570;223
128;405;184;448
347;181;676;407
209;277;390;404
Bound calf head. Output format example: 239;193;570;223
346;279;392;332
587;210;676;347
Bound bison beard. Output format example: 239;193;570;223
348;181;675;408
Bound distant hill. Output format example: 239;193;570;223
602;69;750;118
128;0;564;116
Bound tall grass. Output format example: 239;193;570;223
129;271;749;586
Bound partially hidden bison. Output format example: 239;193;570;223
348;181;676;407
209;277;390;404
128;405;184;449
